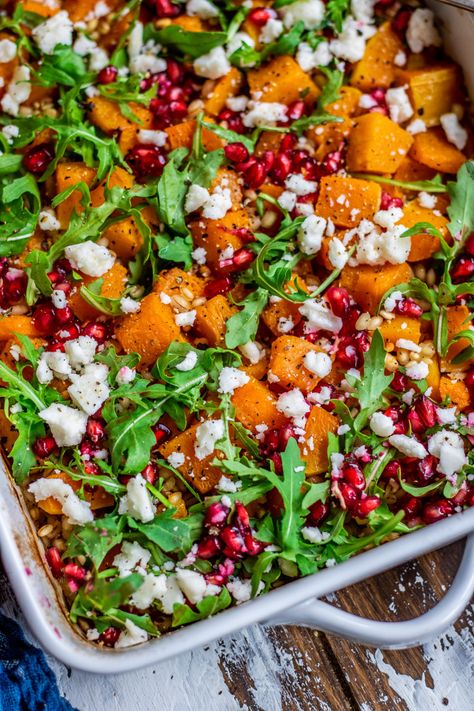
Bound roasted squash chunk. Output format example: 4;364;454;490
347;114;414;174
248;55;320;106
316;175;382;228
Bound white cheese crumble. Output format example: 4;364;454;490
64;336;98;369
299;299;343;333
185;184;210;214
427;430;467;481
38;210;61;231
277;388;310;419
113;541;151;577
32;11;73;54
239;341;265;364
406;8;441;54
38;403;88;447
28;478;93;525
385;86;413;124
131;573;167;609
440;113;468;151
369;412;395;438
405;361;429;381
218;475;241;493
328;237;349;269
243;101;287;128
396;338;421;353
301;526;330;543
202;185;232;220
296;41;331;71
186;0;219;19
281;0;325;29
406;118;427;135
260;18;283;44
65;241;115;277
388;434;428;459
218;367;250;395
175;568;207;605
115;619;148;649
418;191;437;209
298;214;326;256
285;173;317;196
1;65;31;116
167;451;185;468
194;419;225;460
175;310;196;328
116;366;136;385
137;129;167;147
303;351;332;378
194;46;231;79
176;350;198;372
0;39;17;63
118;473;155;523
68;363;110;416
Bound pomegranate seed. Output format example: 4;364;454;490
248;7;271;25
205;558;235;585
218;247;255;274
82;322;107;342
339;482;358;509
280;134;297;152
299;156;319;181
413;395;437;429
84;461;99;475
48;341;65;352
244;160;268;189
278;425;297;451
464;369;474;393
80;440;94;458
272;152;292;182
126;145;166;179
204;501;230;527
381;459;401;480
64;562;87;581
33;304;57;335
342;463;365;491
204;276;233;298
220;526;246;558
97;65;118;84
55;305;74;325
267;487;284;517
408;408;424;433
99;627;120;647
403;496;421;517
197;536;222;559
166;58;184;84
326;286;351;318
322;148;344;174
3;268;26;304
46;547;63;578
23;143;54;174
307;501;329;526
380;192;403;210
169;99;188;121
370;88;387;105
417;454;437;482
355;496;381;517
451;255;474;283
464;233;474;257
269;452;282;474
422;499;454;524
393;298;423;318
55;323;80;341
224;142;249;163
152;422;171;445
392;8;412;33
86;419;105;443
154;0;180;17
452;484;469;506
141;463;157;485
287;100;305;121
336;339;360;368
33;436;57;459
391;371;410;392
339;305;361;336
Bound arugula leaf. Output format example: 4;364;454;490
127;511;194;553
225;288;269;348
200;117;255;154
34;45;89;87
157;148;189;236
325;0;350;32
350;173;447;194
447;160;474;240
172;587;232;627
156;232;194;270
80;278;127;316
350;330;393;431
66;516;124;568
95;346;140;382
398;474;444;498
0;174;41;256
151;26;227;59
8;410;45;484
317;67;344;110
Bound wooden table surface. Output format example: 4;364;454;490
2;540;473;711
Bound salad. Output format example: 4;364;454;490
0;0;473;649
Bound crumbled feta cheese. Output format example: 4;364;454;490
159;291;171;304
50;289;67;310
298;214;326;256
285;173;317;196
115;619;148;649
406;118;427;135
2;124;19;143
68;363;110;416
131;573;167;609
176;568;207;605
299;299;343;333
396;338;421;353
38;210;60;231
278;316;294;333
277;389;310;419
191;247;207;265
120;296;141;314
185;184;210;214
0;39;17;63
167;452;185;469
436;407;457;426
260;18;283;44
28;478;93;525
226;31;255;58
394;50;407;67
39;403;87;447
118;474;155;523
354;221;410;266
239;341;265;364
440;113;468;151
384;290;404;313
64;336;98;370
113;366;135;387
243;101;288;128
32;11;73;54
296;41;331;71
227;577;252;603
175;310;196;328
1;65;31;116
217;475;241;493
427;430;467;480
418;191;437;209
303;351;332;378
176;350;198;372
218;367;250;394
65;241;115;277
113;541;151;577
194;46;231;79
301;526;330;543
226;95;248;112
388;434;428;459
137;129;167;147
405;361;429;381
39;351;72;381
195;419;225;460
370;412;395;438
385;86;413;124
73;34;96;56
278;190;297;212
281;0;325;29
359;94;378;110
406;8;441;54
328;237;349;269
309;385;332;405
330;17;373;63
127;21;166;74
202;185;232;220
186;0;218;19
373;207;404;230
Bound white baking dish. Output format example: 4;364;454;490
1;0;474;672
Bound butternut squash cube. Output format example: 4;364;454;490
55;163;96;227
37;472;113;514
339;263;414;314
158;423;222;494
204;67;243;117
300;406;339;475
347;113;414;174
102;217;143;262
324;86;363;117
153;267;206;302
0;315;40;342
231;377;287;432
350;22;404;91
395;65;462;127
439;377;470;411
441;305;472;371
312;117;355;161
165;119;223;152
195;295;238;346
261;275;307;335
316;175;382;228
87;96;153;144
379;316;421;346
399;200;449;262
190;209;250;269
393;156;437;184
426;356;441;401
90;166;134;207
269;336;330;392
69;263;127;322
115;291;185;368
248;55;320;106
410;128;466;174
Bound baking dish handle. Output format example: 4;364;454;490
264;533;474;649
